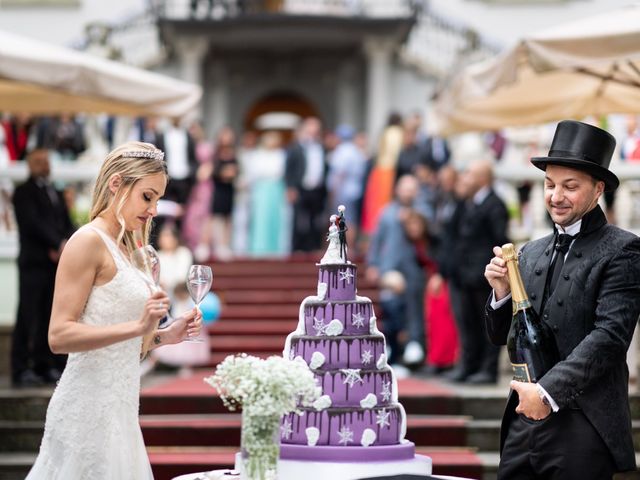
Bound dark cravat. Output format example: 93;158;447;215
548;233;574;294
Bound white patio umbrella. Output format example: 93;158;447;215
429;4;640;136
0;29;201;118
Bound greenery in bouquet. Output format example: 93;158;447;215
204;354;320;480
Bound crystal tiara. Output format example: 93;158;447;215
122;150;165;161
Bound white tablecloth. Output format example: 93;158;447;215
172;470;473;480
172;470;239;480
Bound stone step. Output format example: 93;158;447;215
212;277;340;290
0;415;471;451
209;334;287;353
3;449;639;480
4;383;640;422
138;414;476;449
218;304;307;319
0;448;489;480
138;389;493;418
210;263;320;277
0;452;37;480
208;254;326;267
221;289;378;304
207;351;277;367
0;389;52;422
209;319;297;336
4;415;640;454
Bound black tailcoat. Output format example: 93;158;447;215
13;177;75;269
486;205;640;471
453;190;509;288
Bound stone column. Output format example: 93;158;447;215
175;36;209;120
209;60;229;136
336;61;358;129
363;37;395;144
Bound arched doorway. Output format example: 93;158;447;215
244;91;320;145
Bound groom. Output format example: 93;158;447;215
485;120;640;479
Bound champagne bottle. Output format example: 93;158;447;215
502;243;559;383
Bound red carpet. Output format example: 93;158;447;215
143;371;216;396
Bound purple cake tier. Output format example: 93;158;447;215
280;441;416;462
289;335;385;370
313;368;394;407
280;405;403;447
318;264;357;301
304;300;372;336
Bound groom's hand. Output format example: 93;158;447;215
511;381;551;421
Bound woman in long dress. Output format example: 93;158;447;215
26;141;202;480
360;113;404;235
210;126;238;260
248;131;287;257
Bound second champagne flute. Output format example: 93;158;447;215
185;265;213;342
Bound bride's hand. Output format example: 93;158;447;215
139;291;169;336
163;307;203;344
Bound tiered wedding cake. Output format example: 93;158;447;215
278;208;432;479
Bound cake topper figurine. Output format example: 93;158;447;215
319;206;349;264
337;205;348;261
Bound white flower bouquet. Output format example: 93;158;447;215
205;354;320;480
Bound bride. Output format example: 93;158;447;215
26;141;202;479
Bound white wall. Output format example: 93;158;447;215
389;64;437;123
430;0;633;47
0;0;147;47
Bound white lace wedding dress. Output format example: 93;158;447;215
26;225;154;480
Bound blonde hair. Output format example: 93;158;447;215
90;141;167;254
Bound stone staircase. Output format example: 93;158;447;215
1;257;639;480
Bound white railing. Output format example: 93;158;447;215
156;0;418;19
0;161;100;184
72;10;166;69
401;3;500;79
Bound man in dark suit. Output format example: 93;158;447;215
11;149;75;387
485;120;640;479
285;117;328;252
152;119;197;239
423;135;450;171
157;118;198;208
446;159;509;384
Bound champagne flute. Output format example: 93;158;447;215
131;244;171;328
185;265;212;342
131;245;161;289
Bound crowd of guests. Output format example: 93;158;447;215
6;110;640;387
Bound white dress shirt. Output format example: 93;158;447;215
164;127;189;180
301;142;324;190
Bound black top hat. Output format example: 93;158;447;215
531;120;619;191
